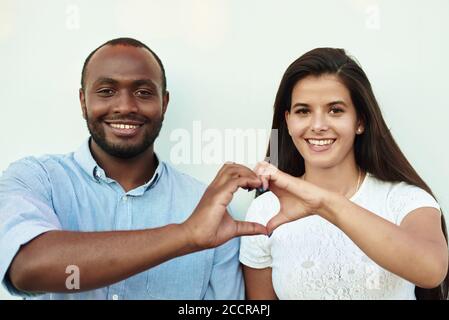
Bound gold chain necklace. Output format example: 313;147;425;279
302;167;363;198
355;167;362;195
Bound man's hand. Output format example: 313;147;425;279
181;163;268;250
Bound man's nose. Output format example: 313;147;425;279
113;91;138;114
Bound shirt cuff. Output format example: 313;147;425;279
1;223;60;298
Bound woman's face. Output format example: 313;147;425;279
285;74;363;170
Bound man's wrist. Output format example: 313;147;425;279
177;221;202;254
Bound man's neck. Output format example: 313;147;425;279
90;140;157;192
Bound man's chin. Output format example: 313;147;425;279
108;142;152;158
88;122;161;159
92;137;151;158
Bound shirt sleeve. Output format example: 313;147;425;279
203;204;244;300
388;182;441;225
203;236;244;300
0;157;62;297
239;192;277;269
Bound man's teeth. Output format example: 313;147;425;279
109;123;139;129
307;139;335;146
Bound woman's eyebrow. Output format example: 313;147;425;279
327;100;348;107
291;102;309;108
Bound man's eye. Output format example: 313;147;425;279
97;89;115;96
135;90;153;97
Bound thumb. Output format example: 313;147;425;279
266;212;290;235
234;221;268;237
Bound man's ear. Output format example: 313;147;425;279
79;88;87;120
162;91;170;115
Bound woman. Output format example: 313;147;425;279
240;48;448;299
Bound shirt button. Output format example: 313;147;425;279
122;195;128;201
112;294;119;300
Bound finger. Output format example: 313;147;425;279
256;175;269;192
224;176;262;194
219;164;259;185
266;212;290;235
234;221;268;236
213;176;263;208
254;161;276;191
262;175;269;192
214;162;236;180
253;161;271;176
256;162;295;192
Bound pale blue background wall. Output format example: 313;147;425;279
1;0;448;299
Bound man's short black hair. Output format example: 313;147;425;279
81;37;167;93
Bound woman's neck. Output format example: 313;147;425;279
303;158;363;199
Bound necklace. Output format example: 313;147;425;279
302;168;363;198
355;167;362;194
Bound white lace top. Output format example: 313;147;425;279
239;173;441;300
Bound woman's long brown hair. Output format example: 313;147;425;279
264;47;448;299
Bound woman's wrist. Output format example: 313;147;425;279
317;191;348;225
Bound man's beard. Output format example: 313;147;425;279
86;115;163;159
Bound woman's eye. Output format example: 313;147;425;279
330;106;343;114
295;108;309;114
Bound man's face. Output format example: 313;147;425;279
80;45;168;159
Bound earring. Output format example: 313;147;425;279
357;128;362;134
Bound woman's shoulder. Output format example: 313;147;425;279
361;173;440;223
365;173;437;204
244;191;280;224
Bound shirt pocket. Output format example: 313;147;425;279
146;251;208;299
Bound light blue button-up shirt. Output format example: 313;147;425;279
0;139;244;300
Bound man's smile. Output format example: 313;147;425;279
103;120;145;138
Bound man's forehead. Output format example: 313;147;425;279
85;45;162;85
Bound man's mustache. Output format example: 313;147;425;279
101;114;149;123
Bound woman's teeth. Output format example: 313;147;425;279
307;139;335;146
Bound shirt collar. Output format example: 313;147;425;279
74;138;99;181
74;137;164;190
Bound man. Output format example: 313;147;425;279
0;38;266;299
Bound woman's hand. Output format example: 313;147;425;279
254;161;330;234
182;163;268;250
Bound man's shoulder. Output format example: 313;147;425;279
3;153;75;176
0;153;77;198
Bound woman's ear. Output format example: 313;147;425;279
356;121;365;135
285;110;291;135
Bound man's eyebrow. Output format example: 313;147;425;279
93;77;119;86
92;77;160;90
132;79;158;88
